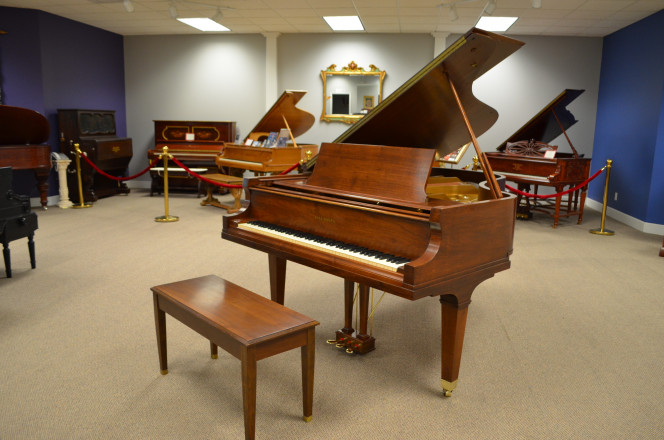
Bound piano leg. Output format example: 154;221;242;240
268;254;286;305
28;233;36;269
35;170;49;209
342;280;355;335
553;185;564;228
440;294;471;397
2;242;10;278
578;186;588;225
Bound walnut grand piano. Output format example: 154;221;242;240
216;90;318;175
485;89;592;227
222;28;523;396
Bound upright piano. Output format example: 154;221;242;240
216;90;318;175
485;89;592;227
223;28;523;395
1;166;38;278
58;109;133;203
0;105;52;208
148;120;236;194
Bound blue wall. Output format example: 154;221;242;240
590;10;664;225
0;6;126;198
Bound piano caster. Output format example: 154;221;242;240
441;379;457;397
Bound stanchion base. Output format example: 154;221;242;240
72;203;92;209
155;215;179;223
589;228;615;236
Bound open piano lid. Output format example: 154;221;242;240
246;90;315;139
334;28;524;159
496;89;584;151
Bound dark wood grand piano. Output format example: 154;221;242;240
148;120;236;194
0;105;52;209
223;28;523;396
216;90;318;175
58;109;133;204
485;89;592;227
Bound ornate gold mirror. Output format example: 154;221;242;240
320;61;386;124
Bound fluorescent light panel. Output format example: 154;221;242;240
323;16;364;31
475;16;518;32
177;18;230;32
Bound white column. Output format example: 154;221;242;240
54;159;73;209
431;32;451;57
263;32;280;111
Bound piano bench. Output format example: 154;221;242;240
151;275;318;440
201;173;244;213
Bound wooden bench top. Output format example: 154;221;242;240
205;173;244;184
151;275;318;347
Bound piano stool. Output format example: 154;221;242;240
151;275;319;440
2;226;37;279
149;167;208;197
200;173;244;213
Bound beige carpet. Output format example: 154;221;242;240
1;189;662;439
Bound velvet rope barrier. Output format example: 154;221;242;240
505;167;605;199
79;152;160;180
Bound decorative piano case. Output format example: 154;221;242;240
149;120;236;193
58;109;133;203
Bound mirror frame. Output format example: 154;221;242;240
320;61;386;124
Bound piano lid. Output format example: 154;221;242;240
246;90;315;139
497;89;584;151
0;105;50;145
335;28;524;159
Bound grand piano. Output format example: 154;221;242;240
58;109;133;204
148;119;236;194
216;90;318;175
0;105;52;208
222;28;523;396
485;89;592;227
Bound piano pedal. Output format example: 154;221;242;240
330;330;376;355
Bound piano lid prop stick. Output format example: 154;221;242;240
446;74;502;199
72;143;92;209
155;146;179;223
551;109;580;158
281;115;298;148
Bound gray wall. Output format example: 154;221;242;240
122;32;602;186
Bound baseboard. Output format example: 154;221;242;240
586;198;664;235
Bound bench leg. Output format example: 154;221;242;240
241;347;257;440
210;341;218;359
301;327;315;422
153;293;168;375
28;234;36;269
2;242;10;278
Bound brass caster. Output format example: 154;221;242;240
160;369;168;375
303;416;312;423
211;354;218;359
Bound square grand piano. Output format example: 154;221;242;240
223;29;523;396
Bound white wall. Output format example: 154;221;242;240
122;32;603;184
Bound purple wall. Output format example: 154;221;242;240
0;6;126;199
590;10;664;224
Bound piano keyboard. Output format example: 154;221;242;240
238;221;410;272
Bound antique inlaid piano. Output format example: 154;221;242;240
0;105;52;208
222;28;523;396
58;109;133;204
148;120;236;194
485;89;592;227
216;90;318;175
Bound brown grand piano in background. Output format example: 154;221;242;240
58;109;133;204
148;120;236;194
0;105;51;208
216;90;318;175
485;89;592;227
223;28;523;396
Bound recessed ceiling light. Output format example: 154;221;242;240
177;18;230;32
323;16;364;31
475;16;517;32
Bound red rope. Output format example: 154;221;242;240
278;162;300;175
505;168;604;199
80;152;160;180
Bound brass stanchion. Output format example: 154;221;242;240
72;143;92;209
590;159;614;236
155;146;179;222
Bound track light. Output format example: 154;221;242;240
484;0;496;15
532;0;541;8
449;4;458;22
169;1;178;19
212;7;224;23
123;0;134;13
